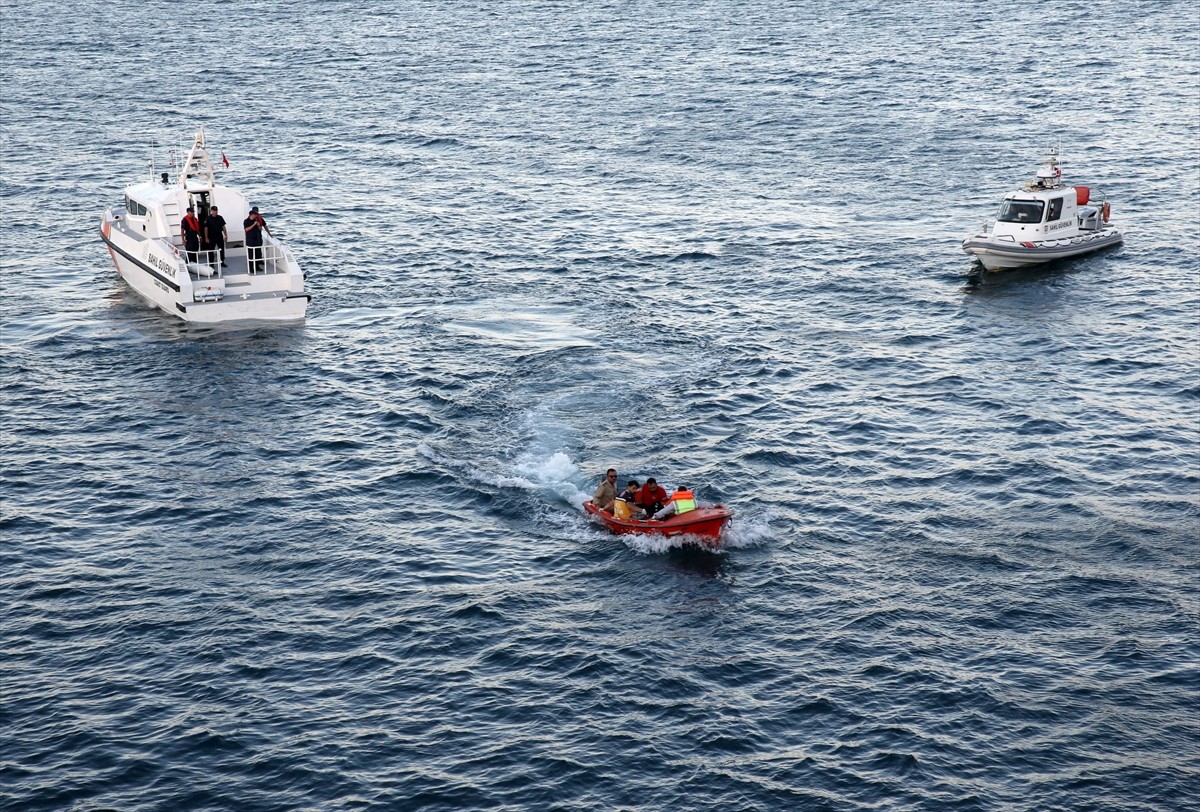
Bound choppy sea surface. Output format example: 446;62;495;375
2;1;1198;809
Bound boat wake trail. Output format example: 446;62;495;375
512;450;591;509
415;443;590;508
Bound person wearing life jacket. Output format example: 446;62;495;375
181;205;202;263
651;486;697;521
612;480;646;520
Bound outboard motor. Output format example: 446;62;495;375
1078;206;1102;231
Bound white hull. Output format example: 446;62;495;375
962;226;1123;272
102;216;309;324
107;247;308;322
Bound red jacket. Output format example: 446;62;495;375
636;483;668;510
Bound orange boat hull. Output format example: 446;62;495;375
584;501;732;548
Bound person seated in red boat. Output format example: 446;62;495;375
635;477;669;517
611;480;646;520
652;486;698;521
593;468;618;512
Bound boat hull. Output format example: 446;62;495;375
101;216;309;324
583;501;732;548
962;227;1123;271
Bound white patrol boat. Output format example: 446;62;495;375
99;128;310;323
962;149;1123;272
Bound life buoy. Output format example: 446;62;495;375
1102;202;1111;222
1054;166;1062;179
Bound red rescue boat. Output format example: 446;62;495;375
583;500;733;548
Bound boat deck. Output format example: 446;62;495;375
184;246;287;281
108;212;292;282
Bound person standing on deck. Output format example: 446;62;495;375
205;205;228;268
181;206;202;263
243;205;271;273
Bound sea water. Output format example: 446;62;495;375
2;1;1198;809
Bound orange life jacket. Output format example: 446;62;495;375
670;490;696;514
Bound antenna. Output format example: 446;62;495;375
1033;145;1063;188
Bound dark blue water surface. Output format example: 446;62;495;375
2;1;1198;809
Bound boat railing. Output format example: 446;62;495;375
246;242;292;276
177;244;291;277
182;247;225;278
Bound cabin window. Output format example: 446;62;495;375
125;196;148;217
1047;197;1065;221
997;199;1044;224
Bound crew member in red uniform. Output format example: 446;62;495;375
636;478;668;517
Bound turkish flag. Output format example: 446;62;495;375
221;152;230;168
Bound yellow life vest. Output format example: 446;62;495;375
613;498;634;520
672;490;696;514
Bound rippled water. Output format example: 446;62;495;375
3;1;1198;809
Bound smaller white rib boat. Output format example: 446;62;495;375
962;149;1123;272
100;128;310;323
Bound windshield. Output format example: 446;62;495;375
997;199;1044;223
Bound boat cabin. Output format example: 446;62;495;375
991;184;1097;240
988;148;1107;240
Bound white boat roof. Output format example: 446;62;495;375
125;127;230;205
125;179;229;205
1004;183;1080;201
